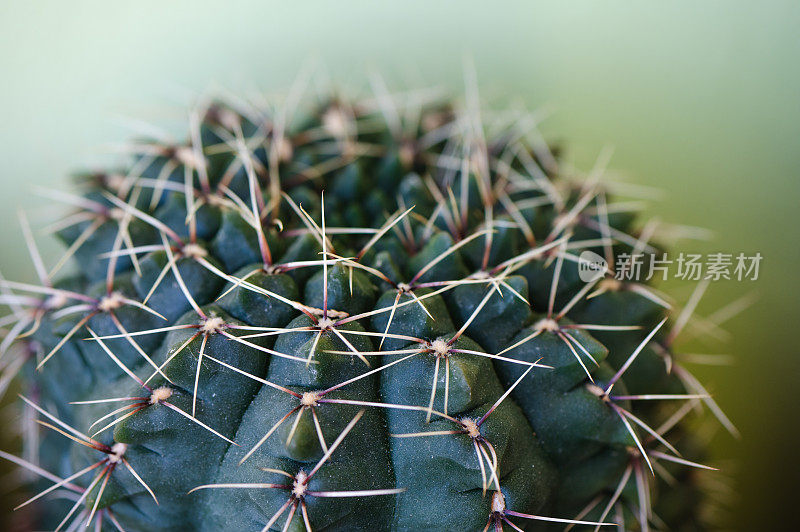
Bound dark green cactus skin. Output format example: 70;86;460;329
1;94;720;531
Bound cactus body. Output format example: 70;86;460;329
0;90;723;531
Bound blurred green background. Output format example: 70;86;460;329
0;1;797;530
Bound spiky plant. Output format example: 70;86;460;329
0;81;733;532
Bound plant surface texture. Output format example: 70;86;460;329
0;85;730;531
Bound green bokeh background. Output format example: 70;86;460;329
0;1;797;530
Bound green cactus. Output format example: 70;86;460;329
0;86;731;531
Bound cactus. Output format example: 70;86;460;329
0;84;731;531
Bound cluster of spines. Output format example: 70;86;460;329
0;78;737;531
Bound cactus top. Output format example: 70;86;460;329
1;89;725;531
